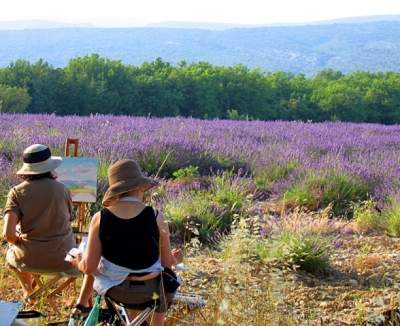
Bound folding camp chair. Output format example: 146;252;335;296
103;296;153;326
101;291;206;326
11;266;80;313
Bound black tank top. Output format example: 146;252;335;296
99;206;160;270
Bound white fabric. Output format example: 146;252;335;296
94;256;163;296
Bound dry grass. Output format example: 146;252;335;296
1;210;400;325
353;254;382;272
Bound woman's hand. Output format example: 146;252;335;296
171;248;183;265
69;253;83;268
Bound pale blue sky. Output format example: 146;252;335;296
1;0;400;26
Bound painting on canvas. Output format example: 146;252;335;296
56;157;98;203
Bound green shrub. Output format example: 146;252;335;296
226;109;251;121
284;172;369;217
172;165;200;179
164;192;223;241
212;173;248;211
254;162;298;189
354;199;383;232
164;173;250;242
382;201;400;237
270;231;331;272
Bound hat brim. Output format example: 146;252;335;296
102;176;159;206
16;156;62;175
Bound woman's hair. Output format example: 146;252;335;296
19;172;56;181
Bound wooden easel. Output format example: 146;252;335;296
64;138;90;239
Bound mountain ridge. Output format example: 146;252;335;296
1;19;400;74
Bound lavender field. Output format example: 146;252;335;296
2;113;400;325
1;113;400;207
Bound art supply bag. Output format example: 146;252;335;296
83;296;101;326
161;267;181;293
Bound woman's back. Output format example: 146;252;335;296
5;178;75;271
99;206;160;270
9;178;73;238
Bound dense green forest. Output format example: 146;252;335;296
1;54;400;123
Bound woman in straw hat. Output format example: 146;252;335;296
71;159;182;326
2;144;76;297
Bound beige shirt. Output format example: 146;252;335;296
4;178;76;272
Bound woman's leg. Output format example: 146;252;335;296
126;310;165;326
76;274;94;307
7;249;35;298
151;312;165;326
14;270;35;297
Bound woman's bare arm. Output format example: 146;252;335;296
3;211;20;244
76;212;102;274
157;212;178;268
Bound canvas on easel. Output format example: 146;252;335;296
60;138;97;235
56;157;98;203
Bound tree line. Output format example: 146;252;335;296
1;54;400;124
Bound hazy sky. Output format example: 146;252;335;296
1;0;400;26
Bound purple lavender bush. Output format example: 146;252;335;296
1;113;400;215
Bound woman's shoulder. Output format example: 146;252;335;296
11;180;29;192
144;205;160;219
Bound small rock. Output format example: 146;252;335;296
320;301;329;308
349;279;358;287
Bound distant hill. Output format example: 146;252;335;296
148;15;400;29
1;20;400;73
146;21;252;30
314;15;400;25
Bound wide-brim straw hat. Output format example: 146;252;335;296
17;144;62;175
102;159;159;206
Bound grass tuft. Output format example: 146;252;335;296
253;161;298;189
382;201;400;237
354;199;383;233
284;171;370;218
164;173;250;242
269;231;331;272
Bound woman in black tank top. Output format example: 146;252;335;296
99;206;160;270
70;160;183;326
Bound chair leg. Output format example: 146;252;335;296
32;274;44;287
24;274;62;302
128;308;153;326
48;277;76;298
10;269;32;297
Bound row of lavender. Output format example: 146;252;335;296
1;113;400;207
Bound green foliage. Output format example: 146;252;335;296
172;165;200;179
164;173;249;241
382;201;400;237
270;231;331;272
211;173;248;211
164;192;221;241
226;109;250;121
0;84;31;113
284;172;369;217
98;162;109;180
1;56;400;123
354;199;383;232
254;162;298;189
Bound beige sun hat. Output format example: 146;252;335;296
17;144;62;175
102;159;159;206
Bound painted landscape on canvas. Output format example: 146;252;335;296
56;157;98;203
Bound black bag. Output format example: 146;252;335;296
161;267;180;293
